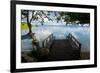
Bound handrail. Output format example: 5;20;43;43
68;33;81;48
42;33;54;48
67;33;81;58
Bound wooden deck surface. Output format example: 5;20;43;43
46;39;80;61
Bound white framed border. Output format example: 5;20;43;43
13;2;96;70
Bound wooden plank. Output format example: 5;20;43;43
48;39;80;61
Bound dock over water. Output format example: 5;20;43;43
40;33;81;61
22;33;82;62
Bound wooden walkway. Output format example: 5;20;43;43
22;33;81;62
47;39;80;61
41;33;81;61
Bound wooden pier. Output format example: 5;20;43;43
41;33;81;61
22;33;82;62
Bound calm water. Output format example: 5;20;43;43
21;25;90;52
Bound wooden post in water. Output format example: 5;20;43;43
79;43;81;59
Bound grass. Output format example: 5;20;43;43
21;22;29;30
21;22;36;30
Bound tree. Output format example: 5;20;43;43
57;12;70;25
56;12;90;25
21;10;33;35
66;13;90;24
21;10;52;36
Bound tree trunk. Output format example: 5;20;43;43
26;10;32;35
27;22;32;34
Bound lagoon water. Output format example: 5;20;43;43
21;25;90;52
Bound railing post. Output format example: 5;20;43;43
79;43;81;59
42;41;44;48
42;33;54;49
67;33;82;59
69;33;72;41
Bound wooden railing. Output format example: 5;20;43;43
42;33;54;48
67;33;81;58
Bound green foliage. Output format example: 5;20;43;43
21;22;36;30
67;12;90;24
21;22;29;30
56;12;90;24
21;10;90;28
